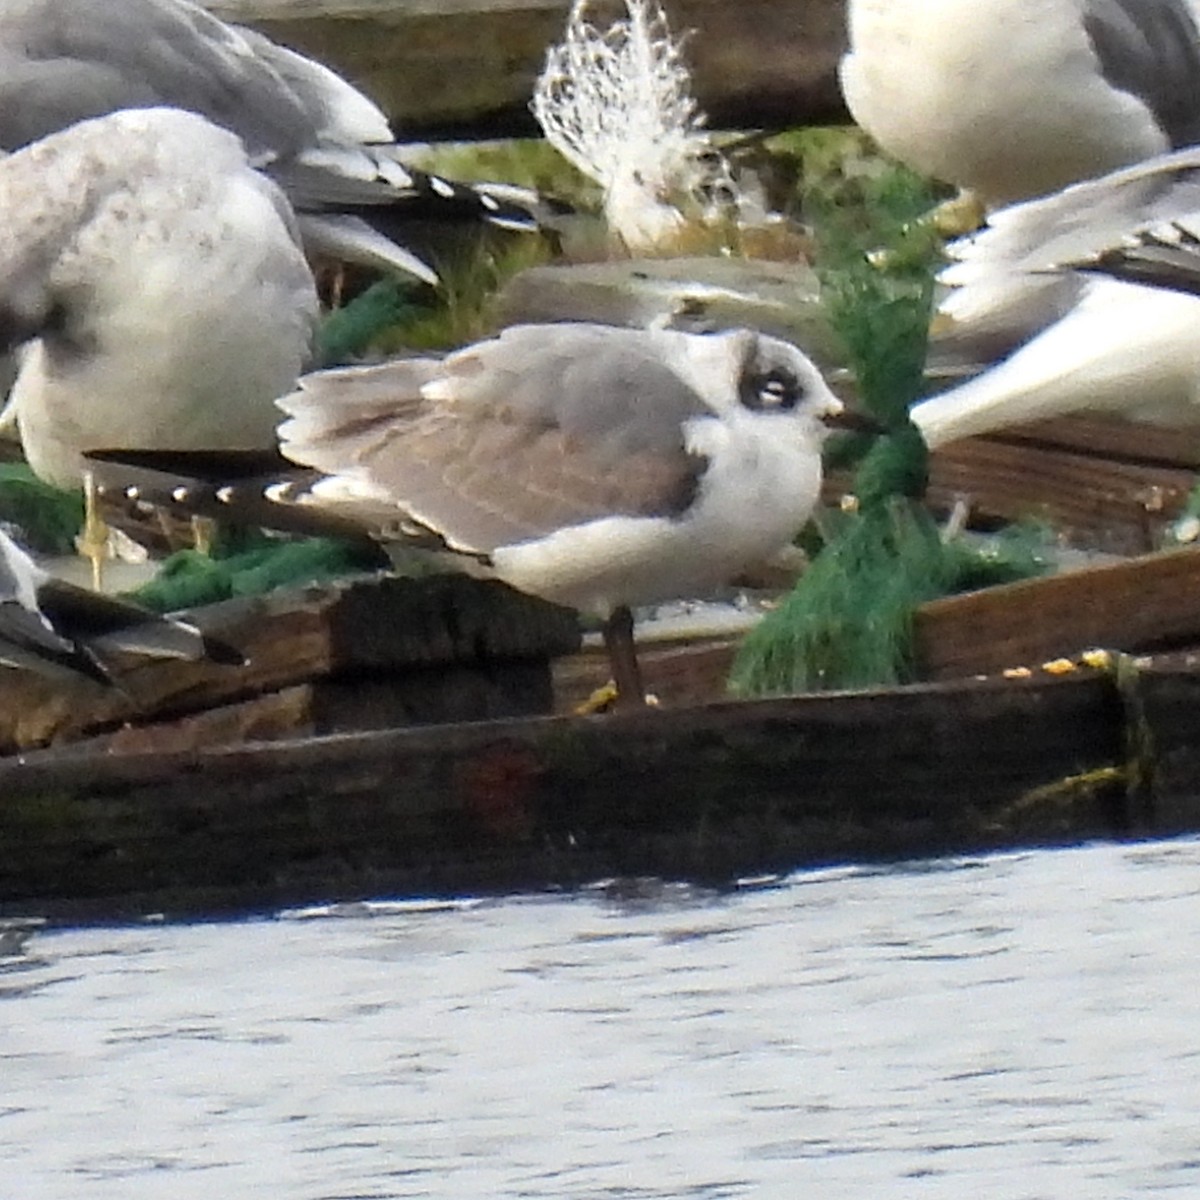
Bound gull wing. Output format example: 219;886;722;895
278;324;717;555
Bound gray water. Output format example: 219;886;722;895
4;838;1200;1199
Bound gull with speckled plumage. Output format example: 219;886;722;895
0;0;548;284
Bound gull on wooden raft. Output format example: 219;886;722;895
840;0;1200;216
910;146;1200;449
275;322;843;709
0;527;242;687
0;106;319;580
0;0;551;285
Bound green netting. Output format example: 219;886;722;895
0;463;85;554
731;162;1046;695
125;537;382;613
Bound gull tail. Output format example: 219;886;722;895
31;579;245;684
277;153;569;283
909;363;1067;450
276;361;436;478
912;279;1200;447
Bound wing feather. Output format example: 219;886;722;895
1083;0;1200;150
278;324;712;553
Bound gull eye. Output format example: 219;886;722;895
741;369;803;412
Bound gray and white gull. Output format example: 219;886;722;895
0;0;546;284
911;147;1200;447
841;0;1200;206
0;106;319;491
277;322;843;705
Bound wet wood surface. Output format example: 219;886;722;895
206;0;849;138
0;574;579;754
0;667;1138;922
924;416;1200;555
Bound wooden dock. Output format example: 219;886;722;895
4;413;1200;922
205;0;848;138
6;657;1196;923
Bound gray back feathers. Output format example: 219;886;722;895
278;323;835;556
1083;0;1200;151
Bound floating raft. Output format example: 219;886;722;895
2;654;1200;923
5;415;1200;921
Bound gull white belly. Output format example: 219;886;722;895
842;0;1169;203
13;172;315;488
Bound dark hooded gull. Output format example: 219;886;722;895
0;526;242;685
0;0;546;285
276;322;843;706
841;0;1200;206
910;147;1200;448
0;106;319;492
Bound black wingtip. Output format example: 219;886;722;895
199;634;248;667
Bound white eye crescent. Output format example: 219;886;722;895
741;369;803;412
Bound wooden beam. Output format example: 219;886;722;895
915;546;1200;680
0;669;1127;920
917;416;1200;554
0;574;579;754
206;0;849;139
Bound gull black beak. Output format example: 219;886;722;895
822;408;888;436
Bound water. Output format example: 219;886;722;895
4;838;1200;1199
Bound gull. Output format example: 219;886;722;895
276;322;843;706
0;106;319;577
1070;216;1200;295
0;526;242;686
0;0;547;285
910;147;1200;448
840;0;1200;208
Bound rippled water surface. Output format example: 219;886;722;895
4;838;1200;1198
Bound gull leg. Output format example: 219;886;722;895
926;188;986;238
77;469;110;591
602;604;647;710
940;494;972;543
190;514;218;556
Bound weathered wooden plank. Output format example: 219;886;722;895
205;0;848;138
927;441;1191;553
553;634;741;711
1124;653;1200;832
0;670;1127;921
924;421;1199;554
914;546;1200;680
824;417;1200;555
991;416;1200;469
0;574;579;753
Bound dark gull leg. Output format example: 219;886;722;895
602;604;647;709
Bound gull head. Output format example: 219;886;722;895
651;326;843;441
